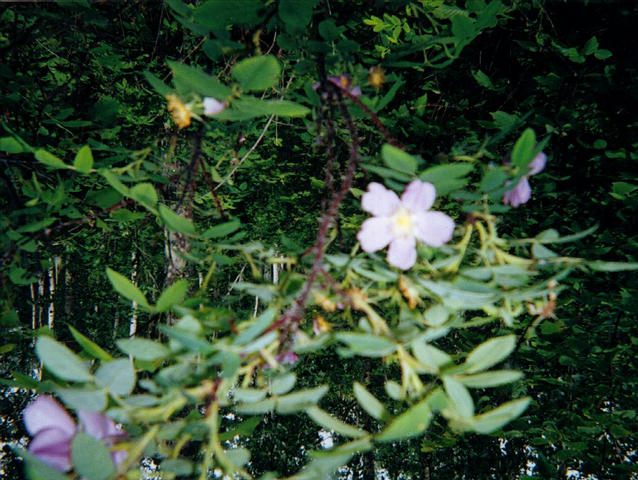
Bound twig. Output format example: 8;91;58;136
214;114;275;191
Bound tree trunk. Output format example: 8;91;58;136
129;249;139;337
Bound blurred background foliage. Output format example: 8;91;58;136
1;0;636;479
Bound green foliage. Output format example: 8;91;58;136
1;1;636;480
71;433;115;480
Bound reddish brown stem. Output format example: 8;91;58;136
198;156;227;220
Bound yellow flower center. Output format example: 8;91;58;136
391;207;414;237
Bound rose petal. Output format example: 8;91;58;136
401;180;436;213
276;352;299;365
28;427;73;472
503;177;531;207
112;449;128;467
24;396;76;437
387;236;417;270
414;211;455;247
357;217;394;252
79;411;123;441
361;183;401;217
203;97;225;116
528;152;547;176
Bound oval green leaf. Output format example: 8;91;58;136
232;55;281;92
106;267;151;309
71;433;115;480
36;336;93;382
95;358;136;396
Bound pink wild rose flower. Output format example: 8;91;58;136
23;395;127;472
503;152;547;208
203;97;226;116
357;180;455;270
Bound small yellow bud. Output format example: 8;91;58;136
313;315;332;335
313;291;336;312
398;275;420;309
166;94;191;129
368;66;386;89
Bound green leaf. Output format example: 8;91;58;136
456;370;523;388
255;100;310;117
95;358;136;396
35;149;69;169
71;433;116;480
194;0;264;29
143;71;172;96
56;388;107;412
202;219;241;239
234;307;277;345
0;136;25;154
363;164;412;182
17;217;56;233
68;326;113;362
381;144;417;175
472;69;495;90
106;267;151;309
156;279;188;312
306;406;368;438
335;332;396;357
218;417;262;442
159;324;214;354
594;49;612;60
443;376;474;418
318;19;340;40
276;386;329;414
130;183;158;208
271;372;297;395
161;459;194;476
464;335;516;373
412;340;451;373
468;397;531;434
99;169;130;196
420;163;475;182
35;336;93;382
232;55;281;92
226;447;251;468
479;167;507;192
234;388;268;403
235;398;276;414
116;338;170;361
423;304;450;326
532;243;557;259
376;395;433;442
159;204;196;235
73;145;93;173
384;380;403;400
511;128;536;168
588;261;638;272
542;225;598;244
279;0;317;31
353;382;387;421
167;61;231;99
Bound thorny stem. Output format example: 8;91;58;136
199;156;227;220
339;87;405;149
266;84;362;339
